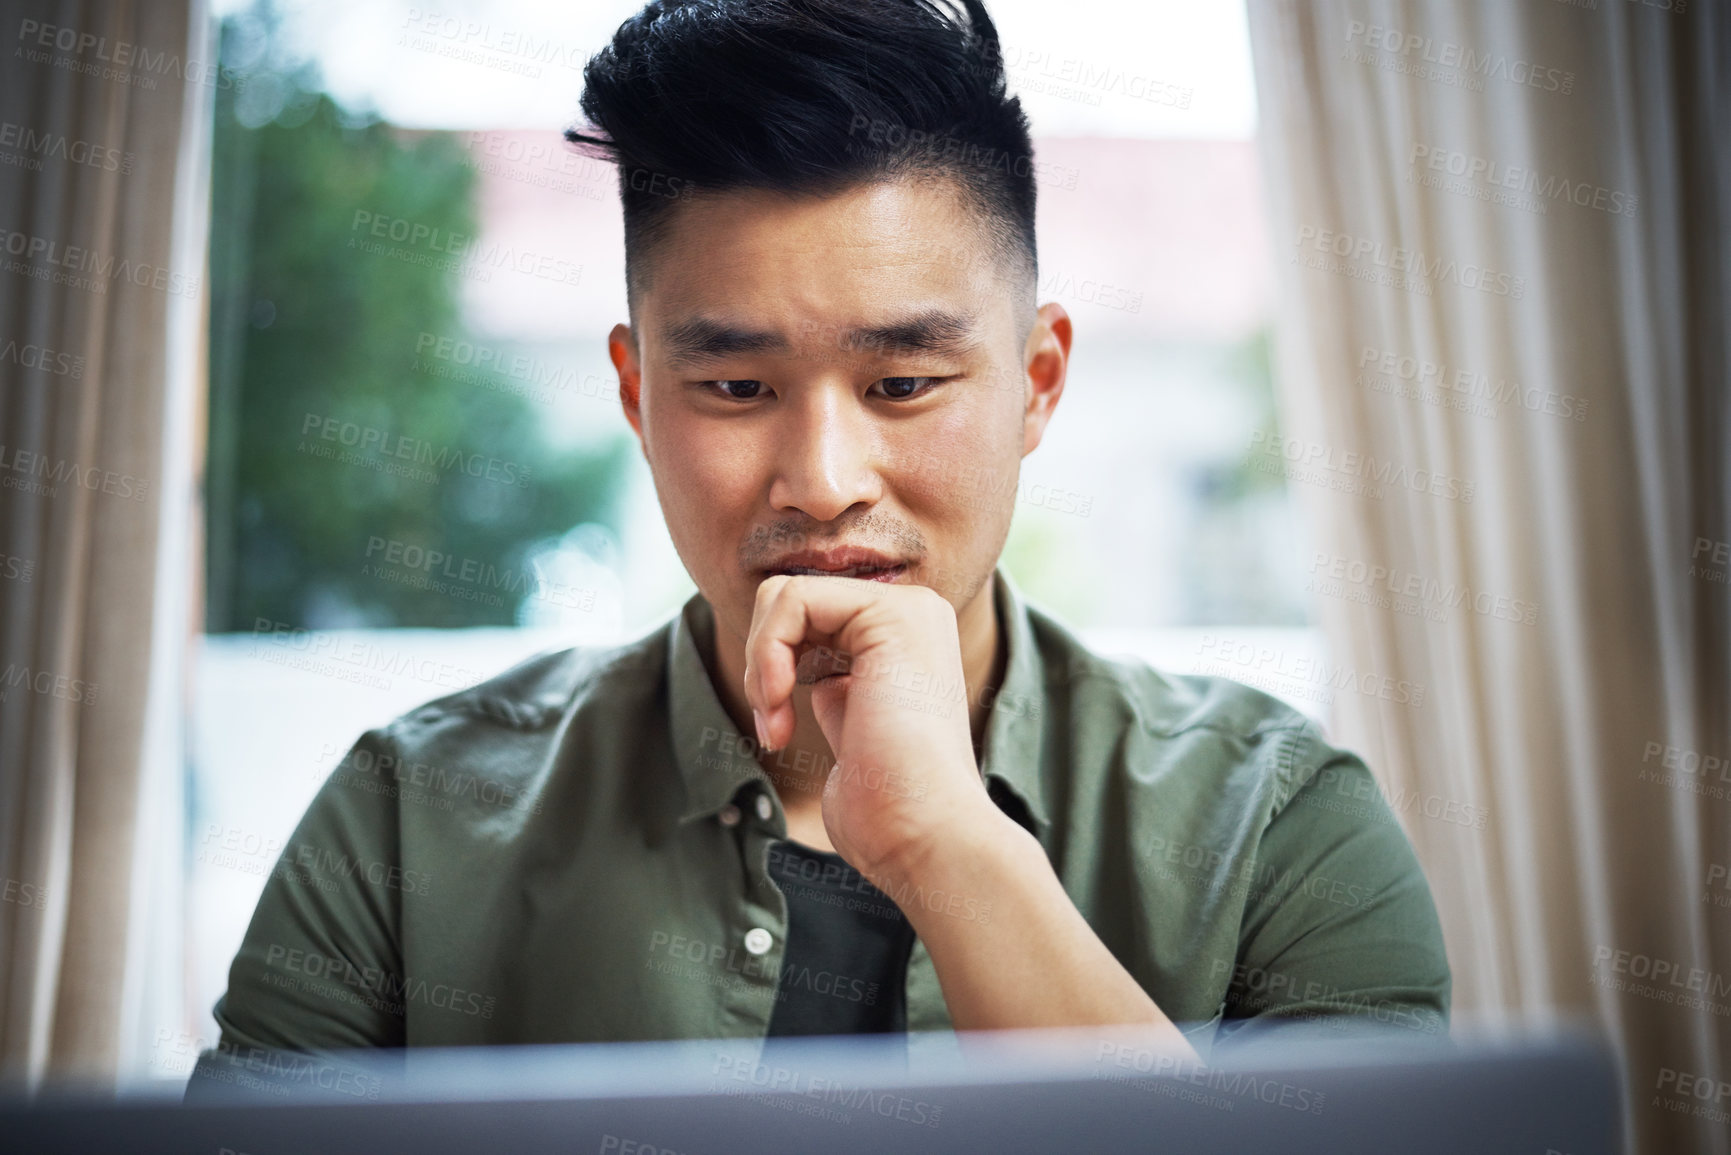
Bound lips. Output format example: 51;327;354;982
762;548;909;582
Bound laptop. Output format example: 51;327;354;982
2;1022;1620;1154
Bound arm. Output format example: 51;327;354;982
185;728;407;1101
874;794;1202;1061
1211;747;1452;1056
741;574;1197;1058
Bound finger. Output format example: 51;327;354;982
741;576;791;746
744;575;888;749
744;576;821;750
748;577;848;750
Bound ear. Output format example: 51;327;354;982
1021;302;1071;456
609;322;646;447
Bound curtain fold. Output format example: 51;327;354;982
0;0;205;1084
1247;3;1729;1153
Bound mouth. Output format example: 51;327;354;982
773;563;906;583
762;549;910;583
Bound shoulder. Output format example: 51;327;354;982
1027;607;1341;814
404;625;667;730
333;621;671;791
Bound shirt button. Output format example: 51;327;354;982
718;804;741;827
743;927;774;956
754;793;774;822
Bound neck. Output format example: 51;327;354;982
709;573;1006;814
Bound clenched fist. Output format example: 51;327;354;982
741;573;997;888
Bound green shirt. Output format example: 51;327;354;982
195;567;1449;1080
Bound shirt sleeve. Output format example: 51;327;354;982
1211;734;1452;1058
184;727;408;1101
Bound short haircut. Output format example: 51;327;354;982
566;0;1038;327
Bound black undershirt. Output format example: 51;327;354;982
764;838;917;1039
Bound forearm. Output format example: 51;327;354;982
879;803;1200;1059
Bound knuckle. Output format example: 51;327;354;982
910;582;949;614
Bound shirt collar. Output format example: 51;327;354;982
667;566;1051;840
975;566;1052;840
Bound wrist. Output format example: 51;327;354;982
863;789;1037;914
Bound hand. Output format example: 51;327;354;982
741;574;996;886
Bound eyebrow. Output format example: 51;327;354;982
659;309;981;368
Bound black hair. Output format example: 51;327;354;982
565;0;1037;323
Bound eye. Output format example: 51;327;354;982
697;379;765;400
870;376;943;401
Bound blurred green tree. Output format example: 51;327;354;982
205;4;625;630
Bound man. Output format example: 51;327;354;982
191;0;1448;1090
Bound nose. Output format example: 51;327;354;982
765;382;883;522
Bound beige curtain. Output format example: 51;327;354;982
0;0;206;1085
1247;2;1729;1153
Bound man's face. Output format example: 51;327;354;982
609;176;1067;647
